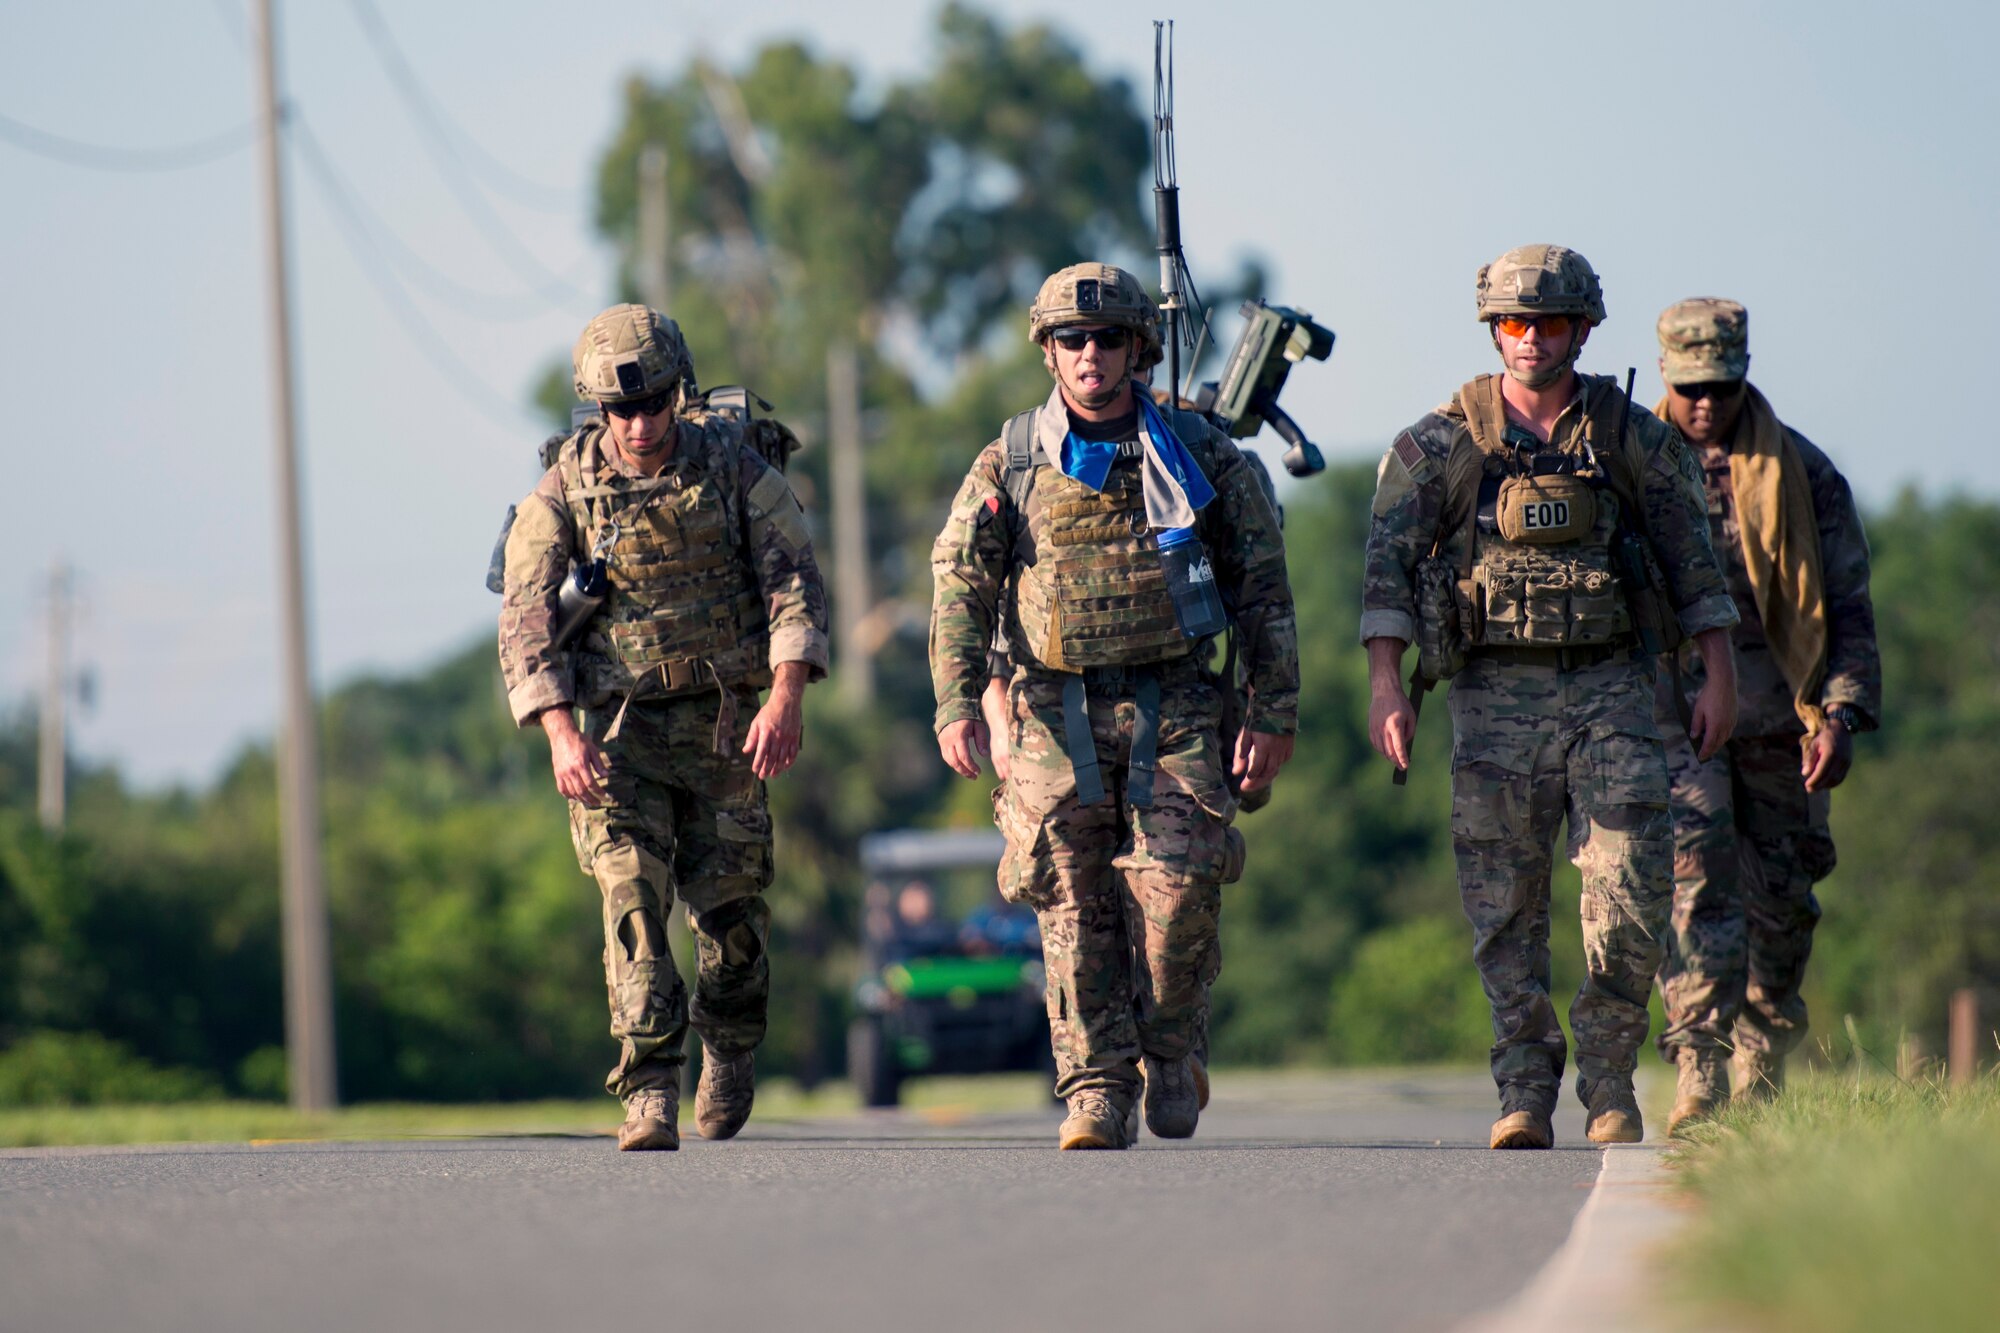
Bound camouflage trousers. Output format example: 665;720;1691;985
992;664;1244;1102
1654;712;1834;1067
1447;648;1673;1115
569;688;774;1100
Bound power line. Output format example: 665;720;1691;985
290;112;548;431
212;0;596;312
332;0;595;302
342;0;580;212
291;113;586;322
0;108;259;173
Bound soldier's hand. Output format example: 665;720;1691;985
1802;718;1854;792
1368;689;1416;771
541;708;611;806
743;680;805;780
1688;627;1739;762
938;719;991;779
980;677;1012;782
1688;678;1738;762
1234;729;1295;792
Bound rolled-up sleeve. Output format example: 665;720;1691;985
740;455;831;679
498;479;577;727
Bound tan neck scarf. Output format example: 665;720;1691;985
1656;384;1827;734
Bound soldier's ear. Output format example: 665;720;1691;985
1574;321;1593;348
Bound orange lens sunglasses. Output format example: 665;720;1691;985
1494;314;1574;339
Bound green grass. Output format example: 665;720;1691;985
0;1072;1058;1149
1666;1065;2000;1333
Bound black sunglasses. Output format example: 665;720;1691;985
602;390;675;419
1671;381;1745;402
1050;326;1132;352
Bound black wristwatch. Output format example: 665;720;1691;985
1825;704;1862;731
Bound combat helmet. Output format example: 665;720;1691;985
572;303;694;403
1474;245;1607;326
1029;263;1164;373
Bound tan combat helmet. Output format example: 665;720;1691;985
572;303;693;403
1028;263;1164;373
1474;244;1608;326
1657;298;1750;385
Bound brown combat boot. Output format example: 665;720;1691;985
1668;1050;1729;1136
1731;1047;1784;1102
1489;1108;1554;1150
1585;1085;1644;1144
1140;1055;1200;1139
694;1048;755;1140
1190;1054;1210;1111
1058;1091;1133;1150
617;1086;680;1151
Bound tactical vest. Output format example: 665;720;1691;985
1002;407;1214;672
1447;375;1647;651
557;422;770;696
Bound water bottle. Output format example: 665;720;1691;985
552;558;611;649
1157;526;1228;639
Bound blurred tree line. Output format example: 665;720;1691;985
2;7;1994;1103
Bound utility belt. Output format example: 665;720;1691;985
601;643;768;754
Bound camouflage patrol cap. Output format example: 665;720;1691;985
1657;298;1750;385
572;303;693;402
1475;244;1607;325
1029;263;1164;372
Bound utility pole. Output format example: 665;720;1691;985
637;143;671;315
826;338;873;706
37;562;71;832
254;0;338;1112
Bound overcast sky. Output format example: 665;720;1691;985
3;0;1993;786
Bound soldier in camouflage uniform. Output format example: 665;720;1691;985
976;428;1282;1117
1649;299;1880;1132
1362;246;1741;1148
932;263;1298;1149
499;304;828;1150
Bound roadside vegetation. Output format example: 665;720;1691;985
1667;1063;2000;1333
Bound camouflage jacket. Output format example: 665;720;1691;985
1674;411;1881;736
1361;372;1738;648
498;411;829;728
931;402;1299;736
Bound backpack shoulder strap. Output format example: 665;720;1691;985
1001;407;1039;515
1455;374;1511;459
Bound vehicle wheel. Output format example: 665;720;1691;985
849;1017;900;1108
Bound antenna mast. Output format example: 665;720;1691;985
1152;21;1205;406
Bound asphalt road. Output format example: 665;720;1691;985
1;1071;1606;1333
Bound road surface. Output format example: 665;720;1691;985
1;1071;1610;1333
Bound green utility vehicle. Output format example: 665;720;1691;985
849;829;1051;1108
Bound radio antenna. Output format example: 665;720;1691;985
1153;20;1208;406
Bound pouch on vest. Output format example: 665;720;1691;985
1474;553;1626;647
1495;474;1597;545
1414;555;1470;680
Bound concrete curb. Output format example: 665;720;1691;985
1457;1145;1684;1333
